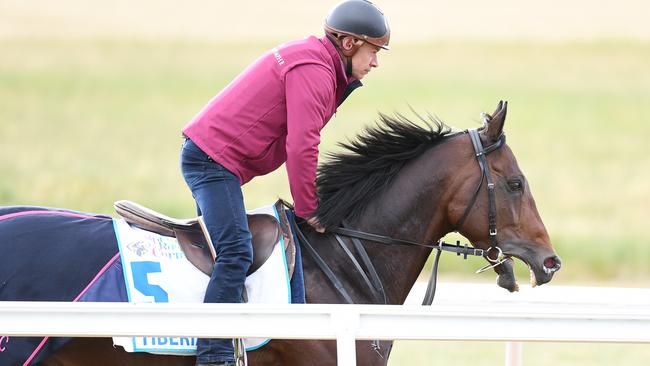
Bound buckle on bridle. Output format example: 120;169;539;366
485;246;503;262
475;246;509;274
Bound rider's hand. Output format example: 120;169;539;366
307;217;325;233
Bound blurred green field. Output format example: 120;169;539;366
2;39;649;286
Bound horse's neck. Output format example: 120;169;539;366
352;148;455;304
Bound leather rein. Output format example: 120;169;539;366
295;127;507;306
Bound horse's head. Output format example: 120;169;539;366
448;101;561;292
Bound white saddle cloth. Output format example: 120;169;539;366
112;203;291;354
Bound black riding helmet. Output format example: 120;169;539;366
324;0;390;57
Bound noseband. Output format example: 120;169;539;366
294;126;508;308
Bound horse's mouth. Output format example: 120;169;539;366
494;258;519;292
493;242;561;292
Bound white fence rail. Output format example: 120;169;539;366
1;284;649;365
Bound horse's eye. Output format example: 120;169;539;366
507;179;523;191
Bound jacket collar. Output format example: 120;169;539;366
319;36;363;106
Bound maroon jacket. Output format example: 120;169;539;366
183;36;359;218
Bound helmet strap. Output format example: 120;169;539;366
345;57;353;76
326;33;360;76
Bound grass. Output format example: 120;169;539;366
388;341;650;366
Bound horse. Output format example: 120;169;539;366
0;101;561;366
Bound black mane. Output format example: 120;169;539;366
315;111;453;228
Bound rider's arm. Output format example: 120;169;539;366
284;64;335;219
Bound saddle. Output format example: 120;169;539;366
113;199;295;278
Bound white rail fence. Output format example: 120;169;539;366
1;284;649;366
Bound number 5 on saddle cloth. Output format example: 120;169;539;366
112;199;304;354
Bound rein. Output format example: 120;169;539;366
295;127;508;307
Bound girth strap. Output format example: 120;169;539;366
347;235;388;304
336;220;387;304
295;222;355;304
333;235;384;303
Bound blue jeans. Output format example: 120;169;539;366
180;138;253;363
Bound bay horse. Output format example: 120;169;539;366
0;101;561;366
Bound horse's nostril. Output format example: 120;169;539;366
544;256;561;270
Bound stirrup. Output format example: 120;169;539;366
234;338;248;366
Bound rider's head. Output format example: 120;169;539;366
324;0;390;79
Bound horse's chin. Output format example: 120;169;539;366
494;258;519;292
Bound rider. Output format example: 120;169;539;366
180;1;390;365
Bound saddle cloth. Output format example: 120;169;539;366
112;203;299;354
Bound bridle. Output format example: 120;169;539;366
294;126;509;308
455;127;508;271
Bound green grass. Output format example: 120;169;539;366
388;341;650;366
2;38;650;286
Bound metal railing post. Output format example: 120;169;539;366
505;341;523;366
333;309;359;366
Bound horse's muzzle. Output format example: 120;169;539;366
543;255;562;275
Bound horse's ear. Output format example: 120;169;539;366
484;100;507;142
